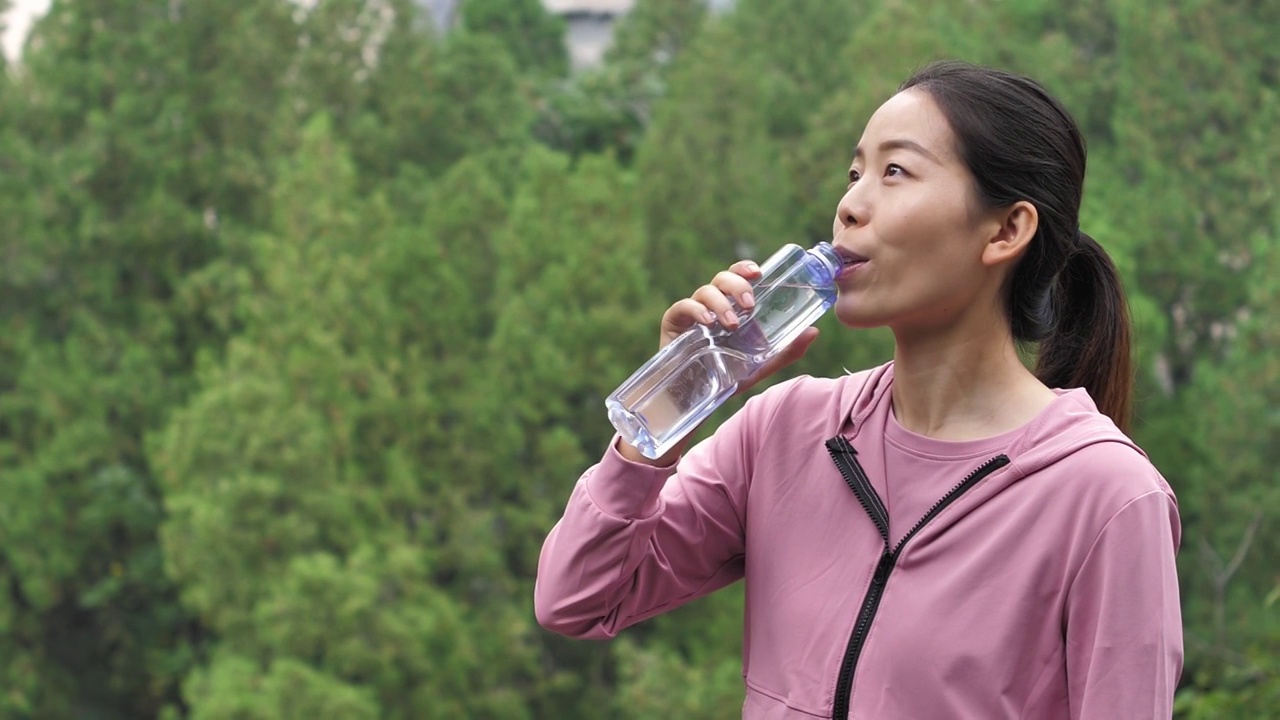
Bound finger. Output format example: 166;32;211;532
711;270;757;311
691;283;741;328
728;259;762;279
660;298;717;341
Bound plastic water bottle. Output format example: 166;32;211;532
607;242;843;459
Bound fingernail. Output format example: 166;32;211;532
742;291;755;308
703;311;716;323
746;262;760;273
725;311;739;326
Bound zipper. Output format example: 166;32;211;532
824;436;1010;719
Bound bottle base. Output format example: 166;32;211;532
607;403;663;459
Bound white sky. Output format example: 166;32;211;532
0;0;730;64
3;0;50;63
1;1;326;63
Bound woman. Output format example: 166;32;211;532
534;60;1182;719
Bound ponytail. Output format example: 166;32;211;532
1034;231;1134;434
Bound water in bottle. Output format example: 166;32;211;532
606;242;844;459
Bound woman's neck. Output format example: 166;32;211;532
889;319;1056;441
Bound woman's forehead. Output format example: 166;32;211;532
854;90;957;163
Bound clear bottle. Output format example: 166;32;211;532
607;242;843;459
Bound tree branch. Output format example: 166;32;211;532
1221;509;1264;583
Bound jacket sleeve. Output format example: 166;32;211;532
533;389;773;640
1064;489;1183;719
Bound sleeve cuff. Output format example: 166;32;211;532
584;436;677;519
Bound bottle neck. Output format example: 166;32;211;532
807;242;842;285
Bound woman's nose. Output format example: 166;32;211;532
834;186;864;231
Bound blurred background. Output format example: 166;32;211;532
0;0;1275;717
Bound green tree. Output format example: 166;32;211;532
634;18;791;299
0;0;301;714
1170;212;1280;714
458;145;664;715
387;31;531;177
1104;0;1277;390
1172;234;1280;713
1;0;1276;715
530;0;705;161
726;0;862;138
154;116;545;718
607;0;705;68
461;0;568;78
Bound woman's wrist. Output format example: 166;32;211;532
614;436;683;468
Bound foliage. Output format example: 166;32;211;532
0;0;1275;716
461;0;568;78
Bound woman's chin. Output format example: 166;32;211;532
832;304;885;330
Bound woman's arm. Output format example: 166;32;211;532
1064;489;1183;719
534;255;820;640
533;389;773;640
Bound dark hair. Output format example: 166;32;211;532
900;60;1133;433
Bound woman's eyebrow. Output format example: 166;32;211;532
852;139;943;165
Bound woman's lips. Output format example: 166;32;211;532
834;247;868;280
837;260;866;281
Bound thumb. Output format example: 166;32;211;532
737;327;821;395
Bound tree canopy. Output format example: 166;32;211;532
0;0;1276;716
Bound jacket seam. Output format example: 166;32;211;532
755;375;810;450
582;467;666;523
747;377;803;525
743;677;829;718
1061;489;1171;604
747;375;832;528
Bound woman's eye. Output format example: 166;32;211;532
885;163;906;177
847;169;861;185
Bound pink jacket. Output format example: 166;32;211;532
535;363;1183;718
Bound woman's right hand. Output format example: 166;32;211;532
615;259;822;466
658;259;764;348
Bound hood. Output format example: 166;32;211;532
839;361;1149;482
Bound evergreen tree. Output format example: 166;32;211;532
530;0;706;161
463;145;662;715
0;0;1275;715
607;0;705;68
399;31;532;176
1172;228;1280;715
460;0;568;78
634;17;791;299
154;116;542;717
726;0;860;138
0;0;297;714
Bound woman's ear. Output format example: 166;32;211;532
981;201;1038;267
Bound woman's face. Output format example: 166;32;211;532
831;89;1005;335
